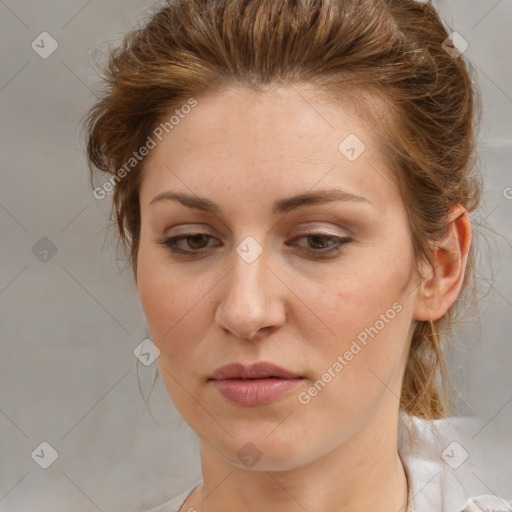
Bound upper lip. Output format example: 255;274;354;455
210;362;302;380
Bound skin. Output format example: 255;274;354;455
135;86;472;512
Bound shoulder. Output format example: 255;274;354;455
143;480;202;512
398;412;511;512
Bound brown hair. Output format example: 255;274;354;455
84;0;482;421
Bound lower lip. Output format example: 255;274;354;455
211;378;304;406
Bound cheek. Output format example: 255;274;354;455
295;248;412;349
136;259;207;408
136;246;188;348
138;278;201;351
296;243;414;393
136;245;216;369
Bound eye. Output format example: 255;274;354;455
159;233;218;255
158;231;352;258
287;233;352;257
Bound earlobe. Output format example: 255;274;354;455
413;205;472;322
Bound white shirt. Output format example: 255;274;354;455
144;413;511;512
398;413;511;511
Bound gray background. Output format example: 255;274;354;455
0;0;511;510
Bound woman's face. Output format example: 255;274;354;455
136;86;422;470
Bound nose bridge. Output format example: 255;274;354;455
216;238;285;339
233;241;268;298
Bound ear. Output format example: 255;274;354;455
413;205;472;322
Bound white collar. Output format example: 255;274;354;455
398;412;510;512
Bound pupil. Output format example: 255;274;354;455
311;235;329;248
189;235;208;248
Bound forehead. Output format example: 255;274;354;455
140;85;400;214
151;85;378;153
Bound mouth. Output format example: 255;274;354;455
210;377;304;407
209;362;304;407
229;377;292;380
209;361;303;380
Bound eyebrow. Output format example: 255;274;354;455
149;188;372;215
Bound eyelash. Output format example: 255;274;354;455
158;232;352;258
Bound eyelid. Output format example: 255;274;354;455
162;224;217;237
161;220;352;242
289;222;352;238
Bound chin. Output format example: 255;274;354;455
203;427;318;472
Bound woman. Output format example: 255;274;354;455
84;0;511;511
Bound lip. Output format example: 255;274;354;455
209;362;304;407
210;362;302;380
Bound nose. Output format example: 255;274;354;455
215;246;287;341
